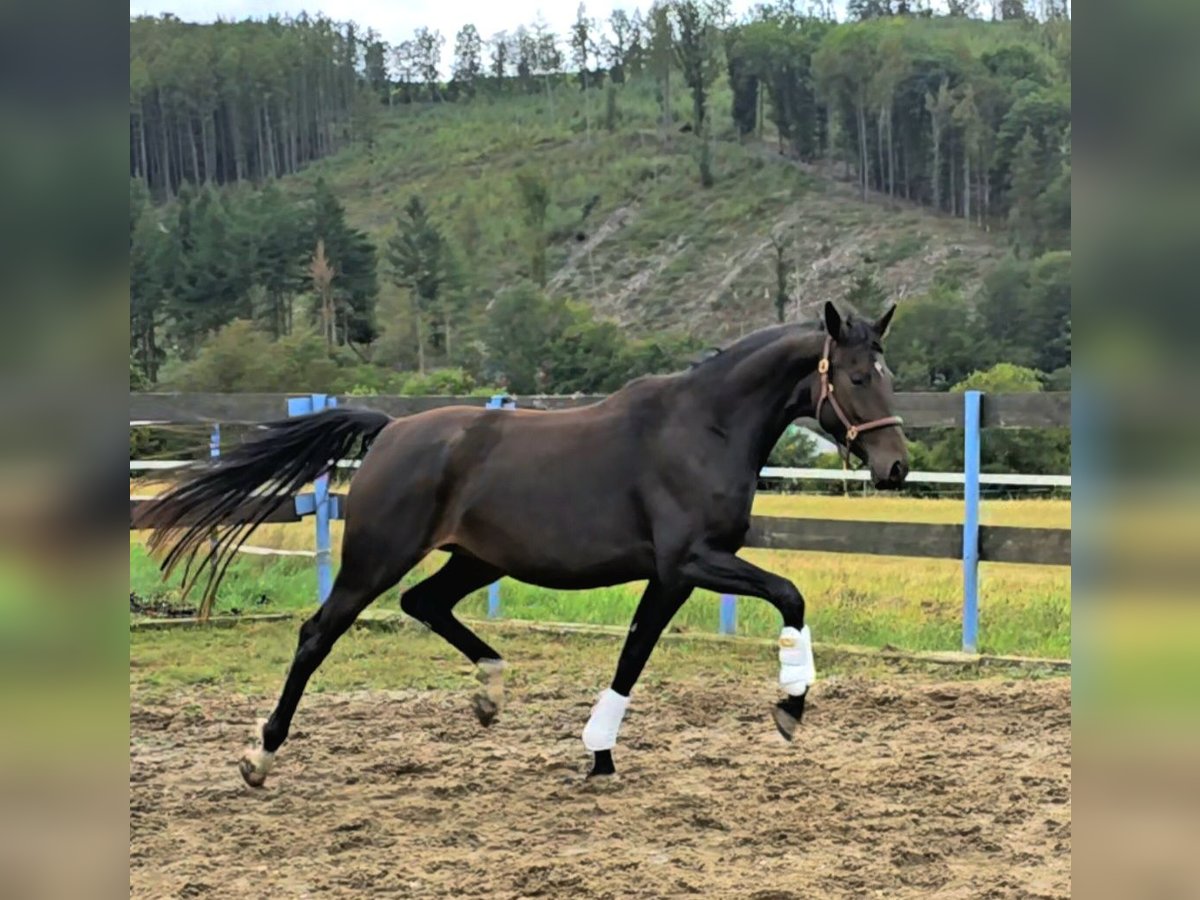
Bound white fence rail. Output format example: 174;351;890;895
131;459;1070;488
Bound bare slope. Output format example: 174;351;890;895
294;83;1003;340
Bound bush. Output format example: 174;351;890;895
401;367;490;395
922;363;1070;475
338;365;409;395
163;321;341;392
767;427;820;468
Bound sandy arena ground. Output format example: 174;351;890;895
130;672;1070;899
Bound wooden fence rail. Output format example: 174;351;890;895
131;391;1070;429
129;497;1070;568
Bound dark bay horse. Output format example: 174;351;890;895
137;302;908;787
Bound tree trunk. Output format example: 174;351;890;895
188;119;202;184
229;100;246;182
953;143;961;216
856;100;868;201
199;112;212;183
888;108;896;198
324;288;335;351
963;147;971;221
264;102;278;178
983;170;990;230
758;82;765;140
931;124;941;212
137;111;149;187
582;71;591;141
316;81;328;156
174;114;186;188
662;70;670;131
415;306;426;374
876;107;885;193
255;103;267;181
977;163;984;227
825;103;834;174
158;93;173;198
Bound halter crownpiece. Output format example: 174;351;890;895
815;335;904;452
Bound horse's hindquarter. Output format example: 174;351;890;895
440;406;657;587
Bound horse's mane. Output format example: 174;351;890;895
687;323;812;374
689;303;878;373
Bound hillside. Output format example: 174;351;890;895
285;80;1005;341
131;9;1069;403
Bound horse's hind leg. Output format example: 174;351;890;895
399;553;507;726
240;538;422;788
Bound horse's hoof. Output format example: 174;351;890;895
583;757;621;791
472;694;499;727
772;693;808;741
240;719;274;788
239;753;270;788
472;659;504;727
582;772;621;792
772;706;798;741
587;749;616;779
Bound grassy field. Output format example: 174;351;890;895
131;490;1070;659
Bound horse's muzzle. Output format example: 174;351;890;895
874;460;908;491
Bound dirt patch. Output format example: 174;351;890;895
130;673;1070;898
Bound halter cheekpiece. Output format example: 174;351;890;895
814;335;904;452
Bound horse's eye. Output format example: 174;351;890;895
850;372;867;386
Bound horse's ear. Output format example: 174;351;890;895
823;301;844;340
874;303;897;340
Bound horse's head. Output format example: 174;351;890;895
818;301;909;490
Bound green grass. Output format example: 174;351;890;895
131;500;1070;660
870;232;928;267
131;616;1054;703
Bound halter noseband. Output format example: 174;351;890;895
815;335;904;453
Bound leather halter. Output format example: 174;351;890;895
814;335;904;454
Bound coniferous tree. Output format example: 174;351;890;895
1007;127;1044;256
386;195;448;373
515;171;551;287
309;178;379;346
672;0;718;133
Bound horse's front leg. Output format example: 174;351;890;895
583;580;691;778
678;546;815;740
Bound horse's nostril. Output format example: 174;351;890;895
890;461;906;482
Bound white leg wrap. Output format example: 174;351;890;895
582;689;630;751
240;720;275;785
778;625;815;696
244;746;275;776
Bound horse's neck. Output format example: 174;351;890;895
707;331;823;471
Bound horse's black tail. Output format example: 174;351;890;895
134;407;391;620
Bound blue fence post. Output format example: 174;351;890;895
962;390;982;653
312;394;335;605
719;594;737;635
485;394;514;618
287;394;336;605
207;424;221;563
